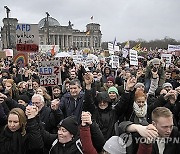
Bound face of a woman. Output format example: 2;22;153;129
108;92;117;100
58;127;73;144
36;88;44;96
8;114;20;132
135;97;146;108
5;82;12;91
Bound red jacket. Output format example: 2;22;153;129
137;143;152;154
80;125;97;154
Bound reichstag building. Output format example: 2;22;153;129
1;16;102;50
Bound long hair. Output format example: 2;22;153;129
8;108;27;136
36;86;51;101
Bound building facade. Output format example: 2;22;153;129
0;16;102;51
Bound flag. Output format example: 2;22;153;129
90;16;93;20
132;43;141;51
113;37;117;49
51;45;55;56
86;31;90;35
124;41;130;49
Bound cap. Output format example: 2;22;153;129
18;95;30;104
103;136;126;154
162;83;173;89
134;82;145;89
108;86;119;95
58;116;78;136
152;58;160;65
107;76;115;84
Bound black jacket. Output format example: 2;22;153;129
0;117;44;154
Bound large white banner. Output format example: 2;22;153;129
16;24;39;52
129;49;138;66
38;60;61;86
39;45;59;53
168;45;180;52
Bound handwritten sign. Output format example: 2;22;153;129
16;24;39;52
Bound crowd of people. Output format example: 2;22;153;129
0;51;180;154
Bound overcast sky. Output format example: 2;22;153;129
1;0;180;42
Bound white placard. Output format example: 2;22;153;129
72;55;83;65
129;49;138;66
111;55;119;68
38;60;61;86
39;45;59;53
161;53;172;68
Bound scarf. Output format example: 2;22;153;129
0;127;25;154
133;101;147;118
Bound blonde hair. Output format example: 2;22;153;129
8;108;27;136
152;107;173;122
36;86;51;101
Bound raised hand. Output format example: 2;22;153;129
25;105;38;119
51;99;60;110
126;76;137;91
81;111;92;126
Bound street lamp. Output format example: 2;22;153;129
46;12;50;45
4;6;11;48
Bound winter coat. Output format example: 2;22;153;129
0;117;44;154
60;91;84;124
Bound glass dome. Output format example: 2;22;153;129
38;17;60;28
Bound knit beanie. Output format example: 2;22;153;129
108;86;119;95
162;82;173;89
18;95;30;104
134;82;145;89
107;76;115;84
152;58;160;65
103;136;126;154
58;116;78;136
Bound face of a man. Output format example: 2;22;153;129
154;116;173;138
70;71;76;79
164;86;172;92
98;101;108;110
70;84;81;98
32;96;44;112
165;72;171;80
58;126;73;144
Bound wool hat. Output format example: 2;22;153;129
134;82;145;89
58;116;78;136
152;58;160;65
107;76;115;84
103;136;126;154
162;82;173;89
108;86;119;95
18;95;30;104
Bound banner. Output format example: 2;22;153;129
129;49;138;66
39;45;59;53
111;55;119;68
168;45;180;52
4;49;13;57
38;60;62;86
161;53;172;68
16;24;39;52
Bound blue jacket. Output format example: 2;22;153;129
59;91;84;123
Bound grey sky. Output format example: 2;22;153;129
1;0;180;42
